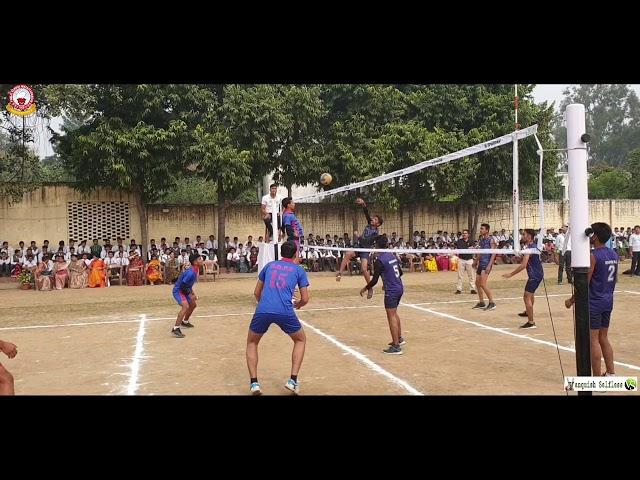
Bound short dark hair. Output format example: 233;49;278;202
280;241;297;259
591;222;612;244
481;223;490;230
189;253;202;264
282;197;292;209
374;215;384;226
524;228;537;240
376;235;389;249
270;183;278;189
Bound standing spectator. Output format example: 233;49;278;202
455;229;477;294
562;226;573;284
90;239;103;260
555;227;566;284
261;183;283;243
629;225;640;276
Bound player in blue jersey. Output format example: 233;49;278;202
472;223;497;311
502;229;544;329
337;198;383;299
171;253;204;338
281;197;303;261
246;241;310;395
565;222;619;376
360;236;405;355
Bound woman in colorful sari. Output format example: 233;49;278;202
127;250;144;286
165;250;179;284
424;253;438;272
53;254;70;290
146;254;163;285
87;254;107;288
69;254;88;289
35;255;53;291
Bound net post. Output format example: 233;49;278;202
512;131;520;254
273;198;280;261
566;103;591;395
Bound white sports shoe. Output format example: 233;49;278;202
284;378;300;395
250;382;262;396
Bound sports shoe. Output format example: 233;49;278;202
388;337;406;346
250;382;262;396
284;378;300;395
484;302;496;311
519;321;537;329
383;344;403;355
171;328;185;338
181;321;194;328
518;311;528;317
472;302;486;309
454;290;462;295
470;290;477;294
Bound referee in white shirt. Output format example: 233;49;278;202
629;225;640;276
260;183;282;243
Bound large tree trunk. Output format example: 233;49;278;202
133;188;149;262
217;178;226;266
468;203;481;239
285;181;293;199
352;205;358;237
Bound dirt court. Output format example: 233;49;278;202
1;262;639;395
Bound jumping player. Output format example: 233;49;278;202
246;241;310;395
502;229;543;329
337;198;383;299
360;236;405;355
171;253;204;338
281;197;303;262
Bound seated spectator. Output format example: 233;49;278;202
23;253;37;274
226;248;239;273
0;251;11;277
53;254;70;290
424;253;438;272
104;250;122;282
35;255;54;291
165;251;180;284
69;254;88;289
146;254;163;285
178;250;190;271
87;254;107;288
127;251;144;286
249;247;258;272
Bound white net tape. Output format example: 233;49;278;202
293;125;538;203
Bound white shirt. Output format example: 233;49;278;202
261;194;282;214
77;245;90;254
0;257;10;265
555;233;565;253
227;252;239;261
630;233;640;252
115;253;129;265
24;259;37;268
206;240;218;250
104;256;120;267
178;254;190;265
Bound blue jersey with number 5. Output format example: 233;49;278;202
378;252;404;295
256;258;310;316
590;247;618;314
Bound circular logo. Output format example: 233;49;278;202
7;84;36;116
625;378;637;391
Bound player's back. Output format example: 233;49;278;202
590;247;618;313
256;259;309;315
173;267;196;294
378;252;403;294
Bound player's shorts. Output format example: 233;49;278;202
250;312;302;335
590;310;611;330
477;263;490;275
172;290;193;306
358;251;371;260
384;291;403;309
525;277;542;294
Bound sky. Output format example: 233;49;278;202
26;84;640;159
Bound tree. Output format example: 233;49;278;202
588;167;631;199
559;84;640;167
51;84;189;259
624;148;640;198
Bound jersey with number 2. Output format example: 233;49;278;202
590;247;618;314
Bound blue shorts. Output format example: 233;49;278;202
173;290;193;306
358;252;371;260
525;278;542;294
477;264;490;275
250;312;302;335
590;311;611;330
384;291;403;309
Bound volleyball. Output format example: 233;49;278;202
320;173;332;186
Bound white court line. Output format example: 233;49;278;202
403;303;640;372
125;314;147;396
297;317;424;396
623;290;640;295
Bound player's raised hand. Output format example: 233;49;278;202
355;198;365;206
